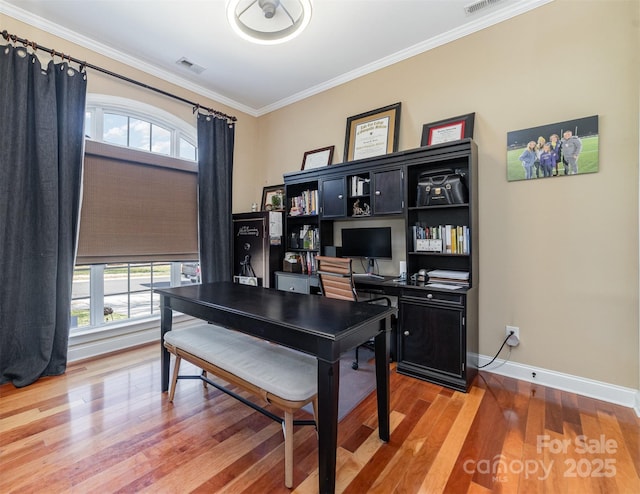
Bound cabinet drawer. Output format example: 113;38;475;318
276;272;310;294
400;289;463;305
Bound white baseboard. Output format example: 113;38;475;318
68;326;640;417
478;354;640;417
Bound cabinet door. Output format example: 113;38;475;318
321;177;346;218
399;299;464;378
373;169;403;214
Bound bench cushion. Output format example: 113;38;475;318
164;324;317;402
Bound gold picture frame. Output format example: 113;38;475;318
344;102;401;162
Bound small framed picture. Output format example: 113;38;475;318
344;102;401;162
261;184;285;212
421;113;475;146
301;145;335;170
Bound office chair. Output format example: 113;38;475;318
315;256;391;370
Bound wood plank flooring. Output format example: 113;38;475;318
1;343;638;493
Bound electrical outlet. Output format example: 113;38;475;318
506;325;520;347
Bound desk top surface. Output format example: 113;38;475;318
352;275;471;294
156;282;395;340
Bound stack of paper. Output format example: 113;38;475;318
427;270;469;287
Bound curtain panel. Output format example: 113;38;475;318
197;114;235;283
0;44;87;387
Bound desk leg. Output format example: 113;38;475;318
317;358;339;494
374;323;390;441
160;297;173;392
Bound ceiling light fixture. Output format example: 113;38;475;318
226;0;312;45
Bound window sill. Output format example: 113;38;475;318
68;313;196;362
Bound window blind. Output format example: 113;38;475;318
76;140;198;264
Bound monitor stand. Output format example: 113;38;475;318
366;258;375;274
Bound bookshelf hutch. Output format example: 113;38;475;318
282;139;478;391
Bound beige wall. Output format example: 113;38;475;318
258;0;640;389
5;0;639;389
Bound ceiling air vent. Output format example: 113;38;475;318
175;57;206;74
464;0;505;15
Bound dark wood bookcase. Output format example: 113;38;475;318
282;139;478;391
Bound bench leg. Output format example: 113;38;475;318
284;410;294;488
201;369;207;389
168;355;182;403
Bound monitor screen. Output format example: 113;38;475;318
341;227;392;260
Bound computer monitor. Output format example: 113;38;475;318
340;226;392;273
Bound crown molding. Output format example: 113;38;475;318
257;0;554;115
1;0;553;118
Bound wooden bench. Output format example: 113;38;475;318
163;323;318;488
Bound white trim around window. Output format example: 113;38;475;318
85;93;197;160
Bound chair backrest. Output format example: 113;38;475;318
316;256;358;302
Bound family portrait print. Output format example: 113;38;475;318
506;115;599;182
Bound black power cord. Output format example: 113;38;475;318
479;331;514;369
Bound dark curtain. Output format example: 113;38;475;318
0;45;87;387
197;114;235;283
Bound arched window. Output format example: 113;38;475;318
84;94;197;160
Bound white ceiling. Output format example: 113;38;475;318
1;0;549;116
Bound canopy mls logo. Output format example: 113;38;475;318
463;434;618;482
463;455;553;482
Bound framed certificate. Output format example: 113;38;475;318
344;102;401;162
421;113;475;146
301;145;334;170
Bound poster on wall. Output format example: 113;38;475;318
506;115;599;182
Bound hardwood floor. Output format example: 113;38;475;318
1;343;638;493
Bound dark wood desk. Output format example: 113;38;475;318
155;282;395;494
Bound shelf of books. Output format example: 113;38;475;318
405;149;475;287
410;223;470;255
288;188;318;217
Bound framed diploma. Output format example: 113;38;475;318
421;113;475;146
344;102;401;162
301;145;335;170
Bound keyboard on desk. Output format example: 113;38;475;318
352;273;385;280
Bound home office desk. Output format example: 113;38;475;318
353;274;478;393
155;282;395;494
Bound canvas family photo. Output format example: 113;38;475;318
506;115;599;182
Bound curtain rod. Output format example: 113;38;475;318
1;29;237;123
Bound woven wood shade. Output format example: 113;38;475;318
76;141;198;264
